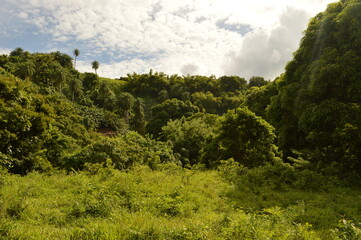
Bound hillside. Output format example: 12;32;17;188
1;0;361;238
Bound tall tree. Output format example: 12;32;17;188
73;49;79;69
69;78;83;101
52;51;73;68
147;98;199;137
161;113;220;166
219;75;247;92
95;82;116;111
10;47;25;57
15;61;35;81
91;60;99;75
267;0;361;175
249;76;268;88
117;92;135;124
49;62;66;90
202;107;280;168
83;72;99;91
130;98;146;135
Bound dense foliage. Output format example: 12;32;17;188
267;0;361;178
0;50;269;172
161;113;220;166
1;0;361;237
0;69;90;174
0;164;360;239
202;107;281;168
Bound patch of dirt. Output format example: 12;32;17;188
96;127;117;137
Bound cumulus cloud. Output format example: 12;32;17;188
0;48;11;55
2;0;334;79
224;7;310;80
181;63;203;76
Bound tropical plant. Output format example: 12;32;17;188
202;107;281;168
14;61;35;81
9;47;25;57
69;78;83;101
91;61;99;75
52;51;73;69
267;0;361;175
147;98;200;137
161;113;220;166
117;92;135;124
73;49;80;69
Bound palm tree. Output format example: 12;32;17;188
10;47;25;57
131;98;145;135
69;78;83;101
52;51;73;68
15;61;35;81
73;49;80;69
118;92;134;124
91;60;99;75
49;63;66;91
98;82;116;110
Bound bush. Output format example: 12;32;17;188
161;113;220;166
333;220;361;240
202;107;281;168
63;131;176;170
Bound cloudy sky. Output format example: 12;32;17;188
1;0;334;80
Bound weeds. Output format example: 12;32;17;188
0;164;360;239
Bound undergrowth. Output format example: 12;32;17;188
0;163;360;239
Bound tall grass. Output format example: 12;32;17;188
0;164;360;239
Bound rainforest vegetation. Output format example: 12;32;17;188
1;0;361;239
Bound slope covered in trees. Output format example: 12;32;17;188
267;0;361;179
1;0;361;238
0;49;275;172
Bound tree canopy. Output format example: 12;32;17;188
202;107;281;168
267;0;361;175
91;61;99;74
1;0;361;181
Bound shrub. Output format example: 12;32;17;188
202;107;281;168
63;131;176;170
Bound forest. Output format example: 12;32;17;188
1;0;361;239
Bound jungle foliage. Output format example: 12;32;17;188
1;0;361;238
267;0;361;178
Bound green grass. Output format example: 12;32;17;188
0;164;360;239
99;77;127;95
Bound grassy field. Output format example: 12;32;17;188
99;77;127;95
0;164;360;239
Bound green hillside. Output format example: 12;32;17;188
1;0;361;238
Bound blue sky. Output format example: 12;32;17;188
0;0;334;79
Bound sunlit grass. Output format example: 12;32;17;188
0;164;360;239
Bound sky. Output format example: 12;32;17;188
0;0;335;80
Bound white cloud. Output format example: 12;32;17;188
18;12;28;19
3;0;335;79
0;48;11;55
224;7;312;79
181;63;201;76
